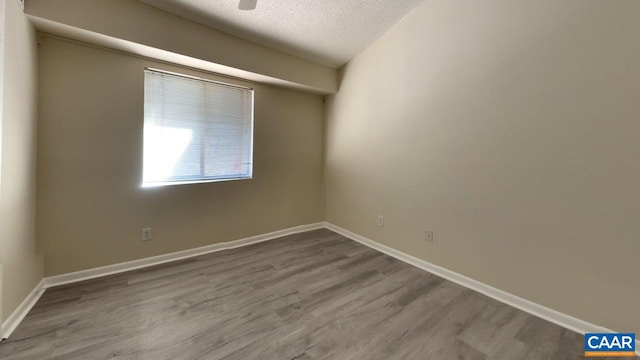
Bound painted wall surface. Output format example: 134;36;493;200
325;0;640;334
0;0;44;324
38;36;325;276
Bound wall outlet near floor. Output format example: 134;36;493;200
425;230;434;243
142;228;152;241
377;215;384;227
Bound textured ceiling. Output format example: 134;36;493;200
139;0;424;67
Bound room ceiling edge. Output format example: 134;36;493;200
25;0;338;95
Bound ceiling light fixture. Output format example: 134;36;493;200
238;0;257;10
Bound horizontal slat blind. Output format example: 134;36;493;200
143;69;253;186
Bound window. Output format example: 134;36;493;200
142;68;254;187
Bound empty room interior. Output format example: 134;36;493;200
0;0;638;359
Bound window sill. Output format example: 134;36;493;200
141;176;252;188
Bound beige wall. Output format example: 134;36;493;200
26;0;338;94
325;0;640;334
0;0;44;324
38;36;324;276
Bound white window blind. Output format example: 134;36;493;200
143;68;254;187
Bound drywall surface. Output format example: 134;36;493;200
25;0;337;94
325;0;640;334
0;0;44;323
38;36;324;276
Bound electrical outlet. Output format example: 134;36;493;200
142;228;152;241
425;230;434;243
377;215;384;227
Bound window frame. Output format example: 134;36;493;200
141;67;255;188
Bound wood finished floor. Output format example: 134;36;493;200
0;229;632;360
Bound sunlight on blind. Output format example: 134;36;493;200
143;69;254;187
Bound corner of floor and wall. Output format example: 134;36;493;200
1;0;639;354
0;0;45;340
322;0;640;343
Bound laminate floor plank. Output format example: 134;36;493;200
0;229;632;360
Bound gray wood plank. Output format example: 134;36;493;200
0;229;632;360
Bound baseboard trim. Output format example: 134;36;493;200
1;279;45;340
44;222;325;289
3;222;324;341
4;221;637;355
323;222;640;356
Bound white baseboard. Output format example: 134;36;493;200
44;222;325;289
1;279;45;340
323;222;640;356
1;222;323;340
4;221;638;356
